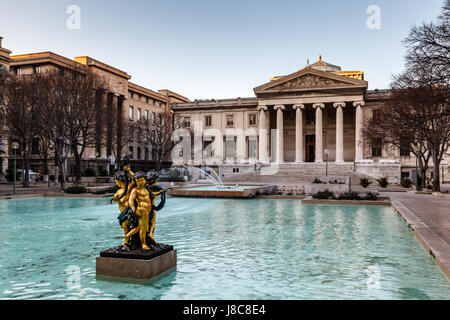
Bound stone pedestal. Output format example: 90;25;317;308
96;243;177;284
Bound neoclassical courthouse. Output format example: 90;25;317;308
173;56;449;183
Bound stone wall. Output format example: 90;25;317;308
356;163;401;183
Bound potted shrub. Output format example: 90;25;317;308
377;177;389;188
360;178;371;189
83;168;96;177
312;189;334;199
64;185;87;194
400;178;412;188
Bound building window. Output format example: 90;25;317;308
205;116;212;127
34;66;40;74
400;145;411;157
129;106;134;120
129;127;134;141
137;128;142;142
372;138;382;157
152;112;156;124
249;114;257;126
31;138;40;155
16;68;22;75
226;138;235;159
306;111;315;125
137;108;141;121
248;138;257;158
137;147;141;160
129;146;134;159
145;110;149;121
372;109;381;122
145;97;149;104
226;115;234;127
145;148;149;160
183;117;191;127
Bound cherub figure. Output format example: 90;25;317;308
110;171;135;246
145;171;165;245
126;171;153;250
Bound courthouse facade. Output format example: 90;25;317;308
172;56;449;182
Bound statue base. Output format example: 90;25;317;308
96;243;177;284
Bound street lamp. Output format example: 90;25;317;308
413;146;420;191
11;142;19;195
324;149;329;176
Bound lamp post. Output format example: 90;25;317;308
11;142;19;195
414;146;420;191
324;149;329;176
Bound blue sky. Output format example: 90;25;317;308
0;0;445;99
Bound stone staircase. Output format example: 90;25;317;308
222;163;377;186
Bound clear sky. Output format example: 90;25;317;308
0;0;445;100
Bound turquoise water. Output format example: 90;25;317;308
0;197;449;300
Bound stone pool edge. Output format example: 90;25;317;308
390;201;450;280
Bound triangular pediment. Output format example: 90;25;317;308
254;67;368;97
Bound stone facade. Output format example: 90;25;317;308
0;37;12;173
173;56;449;183
4;39;189;175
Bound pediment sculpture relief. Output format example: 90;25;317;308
269;74;351;90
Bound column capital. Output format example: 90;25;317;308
333;102;346;108
274;105;285;111
256;105;268;111
353;101;365;107
312;103;325;110
292;104;305;110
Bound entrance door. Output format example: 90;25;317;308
305;135;315;162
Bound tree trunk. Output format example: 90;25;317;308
60;159;66;191
54;165;59;186
22;149;30;188
73;144;82;184
432;152;441;192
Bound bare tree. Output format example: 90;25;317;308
402;0;450;191
365;1;450;192
130;111;176;170
63;67;105;183
0;73;45;187
42;67;105;185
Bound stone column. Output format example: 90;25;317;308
274;105;285;163
257;105;268;163
353;101;365;162
293;104;305;163
313;103;325;163
333;102;346;163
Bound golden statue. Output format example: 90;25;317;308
110;155;166;251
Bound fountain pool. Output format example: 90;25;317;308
0;197;449;300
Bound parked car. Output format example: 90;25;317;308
17;169;39;182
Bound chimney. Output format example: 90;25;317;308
0;37;3;47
